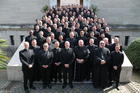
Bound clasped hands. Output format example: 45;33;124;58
101;60;106;64
76;58;84;63
42;65;48;68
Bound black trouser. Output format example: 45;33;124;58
33;61;41;81
62;65;73;85
40;67;51;85
94;65;109;88
53;64;62;82
23;68;34;90
85;60;93;80
75;62;86;81
108;64;113;83
112;68;121;87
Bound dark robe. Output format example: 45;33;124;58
25;35;37;46
52;48;62;82
111;51;124;87
74;46;89;81
37;36;46;48
62;28;71;38
30;45;41;81
39;50;53;86
105;33;112;44
87;44;98;80
66;38;77;48
94;47;110;88
19;49;34;90
110;43;122;52
61;48;75;85
59;40;65;48
77;36;88;45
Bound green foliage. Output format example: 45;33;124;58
126;38;140;69
90;4;99;14
41;5;49;13
0;38;9;69
0;39;7;47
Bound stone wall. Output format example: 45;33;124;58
0;0;140;25
1;29;140;47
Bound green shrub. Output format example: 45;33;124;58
126;38;140;69
0;39;9;69
90;4;99;14
41;5;49;13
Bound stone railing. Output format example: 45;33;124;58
7;41;133;82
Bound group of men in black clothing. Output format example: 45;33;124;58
19;5;124;93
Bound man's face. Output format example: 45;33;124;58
99;41;105;48
54;42;59;48
115;46;120;52
24;42;29;49
89;39;94;45
65;41;70;48
32;40;37;46
78;40;84;47
43;44;49;50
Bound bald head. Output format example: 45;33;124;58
99;41;105;48
65;41;70;49
78;40;84;47
24;42;29;49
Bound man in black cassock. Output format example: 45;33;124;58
66;31;77;48
19;42;36;93
30;39;41;81
25;30;37;46
39;43;53;89
94;40;110;89
52;41;62;83
110;37;122;52
110;44;124;90
61;41;75;89
36;31;46;48
86;38;98;81
74;39;89;81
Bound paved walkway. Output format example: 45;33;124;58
1;81;140;93
0;70;140;93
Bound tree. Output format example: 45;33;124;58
0;38;9;69
126;38;140;69
90;4;99;14
41;5;49;13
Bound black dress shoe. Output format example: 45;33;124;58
69;84;73;88
59;79;62;82
30;86;36;90
54;79;57;83
116;87;119;90
48;85;52;89
43;85;47;89
25;89;30;93
62;84;67;89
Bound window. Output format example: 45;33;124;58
20;35;24;42
10;35;15;45
125;36;129;46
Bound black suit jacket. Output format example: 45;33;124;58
95;47;110;65
61;48;75;65
111;51;124;68
19;49;34;71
